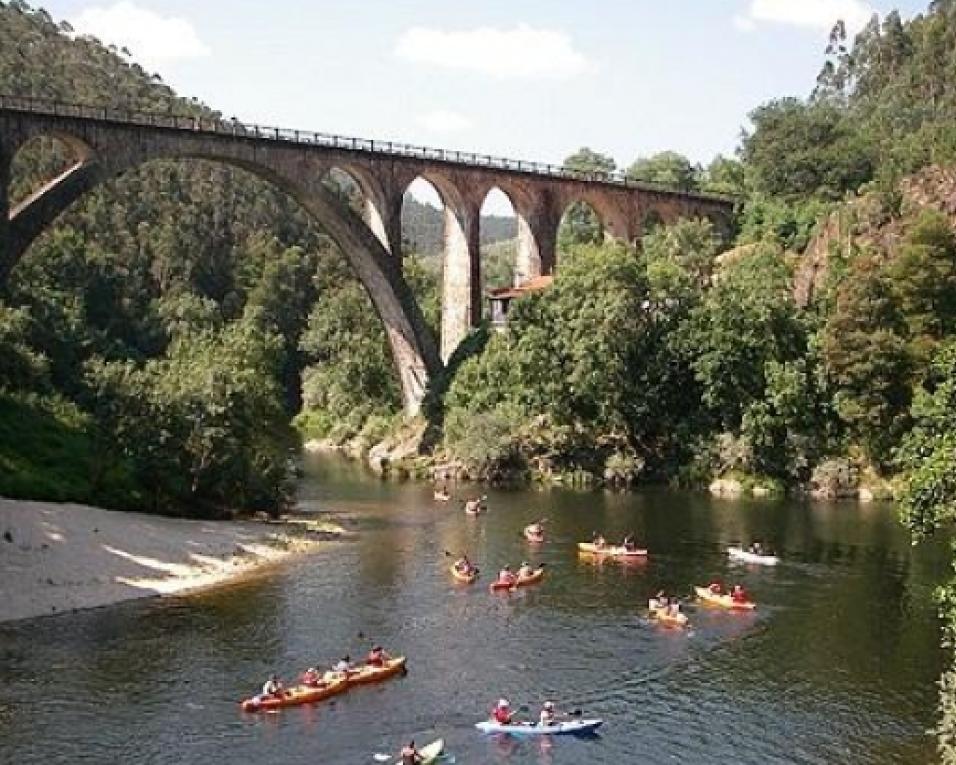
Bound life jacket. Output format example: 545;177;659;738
400;745;417;764
301;670;319;686
368;650;384;667
494;707;512;724
732;588;748;602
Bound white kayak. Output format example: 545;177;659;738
393;738;443;764
475;719;603;736
727;546;779;566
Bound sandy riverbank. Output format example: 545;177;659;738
0;498;346;624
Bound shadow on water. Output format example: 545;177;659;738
0;451;950;764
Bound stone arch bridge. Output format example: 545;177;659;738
0;96;733;414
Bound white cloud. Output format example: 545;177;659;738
416;109;472;133
72;1;210;68
737;0;875;34
395;24;595;80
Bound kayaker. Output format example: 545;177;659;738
592;532;607;549
539;701;557;727
400;740;422;765
492;698;513;724
333;655;352;673
749;541;764;555
731;584;750;604
261;674;282;698
518;561;534;578
525;522;544;536
708;581;723;595
653;590;670;608
434;485;451;501
301;667;320;686
496;565;516;586
623;534;637;551
367;646;389;667
454;555;472;573
465;497;483;514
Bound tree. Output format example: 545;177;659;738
742;98;873;200
627;151;700;191
822;256;912;466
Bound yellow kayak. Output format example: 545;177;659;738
648;600;688;627
694;586;756;610
578;542;647;557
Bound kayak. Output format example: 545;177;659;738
694;586;756;610
524;527;545;543
727;546;779;566
490;567;545;591
240;674;348;712
648;601;688;627
475;718;603;736
577;542;647;558
433;492;451;502
464;505;483;516
450;564;478;584
394;738;443;764
323;656;407;686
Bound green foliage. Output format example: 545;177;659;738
742;98;874;201
898;339;956;539
822;256;912;465
627;151;701;191
84;318;289;515
443;405;520;477
681;246;805;430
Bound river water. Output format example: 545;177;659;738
0;453;951;764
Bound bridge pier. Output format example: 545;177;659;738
440;200;480;362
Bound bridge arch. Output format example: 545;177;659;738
1;133;440;414
400;172;478;361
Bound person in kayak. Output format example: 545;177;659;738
454;554;473;574
464;497;484;514
749;541;764;555
301;667;321;686
261;674;283;698
708;581;723;595
525;521;544;537
333;655;352;673
492;698;514;724
653;590;670;608
518;561;534;579
592;532;607;549
623;534;638;551
731;584;750;604
434;485;451;501
496;566;516;587
400;740;422;764
366;646;389;667
539;701;557;727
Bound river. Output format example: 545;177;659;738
0;453;951;764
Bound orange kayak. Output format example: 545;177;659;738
450;564;478;584
694;586;756;610
240;675;348;712
323;656;407;686
490;567;545;591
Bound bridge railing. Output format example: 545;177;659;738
0;94;735;203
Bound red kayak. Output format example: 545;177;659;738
489;567;545;592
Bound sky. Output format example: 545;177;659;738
39;0;930;211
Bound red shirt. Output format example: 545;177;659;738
493;707;512;724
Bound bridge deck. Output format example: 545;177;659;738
0;94;733;206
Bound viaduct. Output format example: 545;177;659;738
0;96;734;414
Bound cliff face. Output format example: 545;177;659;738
795;166;956;307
